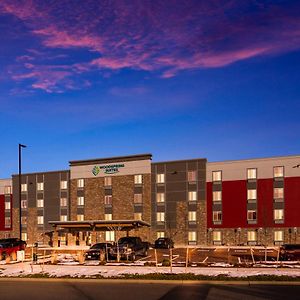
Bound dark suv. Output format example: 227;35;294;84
85;243;113;260
280;244;300;261
154;237;174;249
0;238;27;260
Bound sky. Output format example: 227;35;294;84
0;0;300;178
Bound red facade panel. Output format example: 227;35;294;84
0;195;5;230
207;176;300;228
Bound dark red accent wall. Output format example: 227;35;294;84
207;177;300;228
0;195;5;230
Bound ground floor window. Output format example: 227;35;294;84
157;231;165;239
105;231;115;242
212;231;222;245
21;232;27;241
274;230;284;243
188;231;197;245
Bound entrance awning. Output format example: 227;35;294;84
48;219;150;232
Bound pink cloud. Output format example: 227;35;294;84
1;1;300;91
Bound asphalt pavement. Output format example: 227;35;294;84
1;279;300;300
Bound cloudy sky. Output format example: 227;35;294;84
0;0;300;177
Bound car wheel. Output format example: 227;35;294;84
1;252;7;261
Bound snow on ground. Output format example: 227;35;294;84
0;261;300;278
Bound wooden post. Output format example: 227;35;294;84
169;248;173;273
265;247;267;262
154;249;158;273
250;247;255;264
185;247;189;273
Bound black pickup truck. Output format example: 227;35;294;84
109;237;149;261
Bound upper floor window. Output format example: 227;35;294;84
213;191;222;202
134;193;143;204
104;195;112;205
274;166;284;178
37;182;44;191
157;173;165;184
247;189;257;200
5;201;11;210
187;171;197;182
188;211;197;222
60;215;68;221
60;197;68;207
21;232;28;241
5;217;11;228
77;179;84;188
134;174;143;185
212;171;222;182
156;193;165;203
77;196;84;206
21;200;28;209
37;199;44;208
188;191;197;201
37;216;44;225
213;211;222;222
274;209;284;221
156;212;165;223
4;186;12;194
60;180;68;190
247;210;257;221
274;187;284;199
21;216;27;225
21;183;27;192
247;168;257;180
104;177;112;187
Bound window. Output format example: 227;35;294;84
5;217;11;228
134;174;142;185
105;231;115;242
134;194;143;204
77;179;84;188
37;182;44;191
213;231;222;242
21;183;27;192
21;232;27;241
5;201;11;210
212;171;222;182
157;231;165;238
213;191;222;202
213;211;222;222
247;189;257;200
104;177;112;187
37;216;44;225
188;231;197;243
247;231;257;242
134;212;142;220
247;168;257;180
156;193;165;203
274;230;284;242
274;209;284;221
188;211;197;222
188;191;197;202
274;187;284;199
274;166;284;178
77;196;84;206
157;173;165;184
60;180;68;189
156;212;165;223
21;200;28;209
4;186;11;194
188;171;197;182
105;213;112;221
21;216;27;225
247;210;257;221
104;195;112;205
77;214;84;221
60;197;67;207
37;199;44;208
60;215;68;221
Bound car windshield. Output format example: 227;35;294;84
90;244;104;249
118;238;134;244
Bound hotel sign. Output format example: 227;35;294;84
92;164;125;176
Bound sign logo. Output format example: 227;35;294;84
92;164;125;176
92;166;100;176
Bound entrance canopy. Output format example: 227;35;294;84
49;219;150;232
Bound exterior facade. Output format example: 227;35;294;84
0;153;299;247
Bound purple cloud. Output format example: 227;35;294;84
1;1;300;92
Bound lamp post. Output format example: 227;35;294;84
19;143;27;240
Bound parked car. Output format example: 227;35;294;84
280;244;300;261
110;237;149;261
154;237;174;249
85;243;113;260
0;238;27;260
